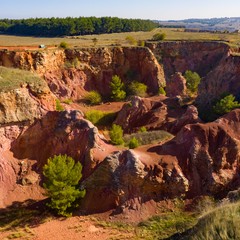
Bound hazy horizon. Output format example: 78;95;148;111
1;0;239;20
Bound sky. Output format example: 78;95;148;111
1;0;240;20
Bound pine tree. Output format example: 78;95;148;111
43;155;85;217
110;75;126;101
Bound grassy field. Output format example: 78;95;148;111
0;28;240;48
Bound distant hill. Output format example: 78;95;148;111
157;17;240;32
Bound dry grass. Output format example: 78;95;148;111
0;66;48;92
1;28;240;48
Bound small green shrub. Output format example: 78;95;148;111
138;40;145;47
62;99;72;105
109;124;124;145
110;75;126;101
59;41;68;49
128;137;140;149
125;36;137;45
158;86;166;96
85;110;116;126
43;155;85;217
127;81;147;97
213;94;240;115
139;126;147;132
152;33;166;41
85;91;102;105
184;70;201;94
55;99;64;111
92;37;98;46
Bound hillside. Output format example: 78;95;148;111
158;17;240;32
0;37;240;239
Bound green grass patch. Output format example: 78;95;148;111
123;130;173;146
136;211;197;240
0;66;48;93
85;110;116;126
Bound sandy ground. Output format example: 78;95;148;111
0;214;135;240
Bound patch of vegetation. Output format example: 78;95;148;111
125;36;137;45
138;40;145;47
127;81;147;97
0;17;158;37
96;220;134;232
59;41;68;49
184;201;240;240
213;94;240;115
85;110;116;126
128;137;140;149
55;99;64;111
43;154;86;217
109;124;124;145
184;70;201;94
152;33;166;41
0;66;48;93
92;37;98;46
137;211;196;240
62;98;73;105
123;130;173;146
84;90;102;105
139;126;147;132
158;86;166;96
110;75;126;101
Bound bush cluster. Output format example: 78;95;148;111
84;91;102;105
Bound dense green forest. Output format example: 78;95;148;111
0;17;158;37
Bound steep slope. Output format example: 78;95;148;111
0;47;165;100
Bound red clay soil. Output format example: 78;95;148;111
0;215;134;240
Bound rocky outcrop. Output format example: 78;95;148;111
146;41;229;79
59;47;165;98
0;66;55;125
0;47;165;100
197;53;240;110
114;96;201;134
11;110;117;178
81;149;188;213
166;72;187;97
150;109;240;198
0;49;65;75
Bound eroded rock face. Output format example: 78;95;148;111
81;149;188;213
114;96;201;134
11;110;117;178
44;68;87;100
146;41;229;79
0;50;65;75
166;72;187;97
0;87;55;125
197;53;240;110
0;47;165;100
0;151;18;207
152;109;240;197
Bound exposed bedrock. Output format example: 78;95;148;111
114;96;201;134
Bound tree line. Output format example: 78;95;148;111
0;17;158;37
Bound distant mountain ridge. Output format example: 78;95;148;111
158;17;240;32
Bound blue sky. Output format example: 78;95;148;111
1;0;240;20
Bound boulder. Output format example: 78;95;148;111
81;149;188;213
